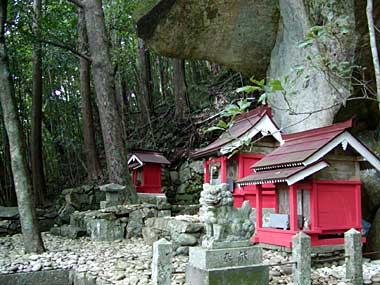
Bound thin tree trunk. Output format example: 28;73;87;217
158;56;168;100
80;0;137;203
0;115;16;205
109;3;127;139
31;0;46;206
190;60;201;84
367;0;380;111
0;0;44;253
137;38;153;119
77;8;102;181
173;59;190;121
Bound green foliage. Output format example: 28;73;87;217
298;15;356;80
204;98;252;133
236;77;284;105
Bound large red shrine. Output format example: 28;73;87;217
237;119;380;248
192;106;284;208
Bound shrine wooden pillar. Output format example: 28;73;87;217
256;184;263;228
203;161;210;183
221;156;227;183
289;185;298;231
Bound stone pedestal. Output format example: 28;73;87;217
99;184;126;209
186;246;268;285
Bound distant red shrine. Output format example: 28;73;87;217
191;106;284;208
128;150;170;194
237;119;380;248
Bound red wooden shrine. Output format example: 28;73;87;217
127;150;170;194
237;119;380;248
192;106;284;208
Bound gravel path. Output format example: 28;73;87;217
1;233;380;284
0;233;186;284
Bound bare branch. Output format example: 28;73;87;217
367;0;380;111
40;38;91;62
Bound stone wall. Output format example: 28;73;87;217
55;185;105;224
142;215;204;255
0;206;58;237
51;197;173;242
164;160;204;205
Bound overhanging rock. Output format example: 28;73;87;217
136;0;279;76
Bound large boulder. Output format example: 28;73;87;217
365;207;380;259
267;0;357;132
136;0;279;76
136;0;373;132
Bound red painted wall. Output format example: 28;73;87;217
313;181;361;231
133;164;163;193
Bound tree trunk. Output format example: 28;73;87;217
190;60;202;84
137;38;153;120
367;0;380;112
0;114;16;206
31;0;46;205
0;0;44;253
77;8;102;181
173;59;190;121
109;4;127;139
81;0;137;203
158;56;170;100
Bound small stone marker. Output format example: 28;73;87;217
152;238;173;285
292;232;311;285
345;228;363;285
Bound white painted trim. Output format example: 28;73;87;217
127;154;144;168
286;161;329;185
220;114;284;155
303;132;380;172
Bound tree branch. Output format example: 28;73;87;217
67;0;84;8
366;0;380;112
40;39;91;62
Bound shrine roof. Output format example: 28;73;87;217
191;106;282;159
128;150;170;169
237;161;330;186
252;119;353;170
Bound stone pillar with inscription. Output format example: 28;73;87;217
186;184;269;285
344;229;363;285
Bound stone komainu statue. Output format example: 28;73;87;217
199;183;255;246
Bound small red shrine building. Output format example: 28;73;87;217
191;106;284;208
127;150;170;194
237;119;380;248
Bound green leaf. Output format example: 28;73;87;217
221;104;242;117
228;149;240;159
269;80;284;91
298;40;313;49
251;78;265;87
205;126;226;133
237;99;252;110
258;93;268;105
236;86;261;93
216;120;228;129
